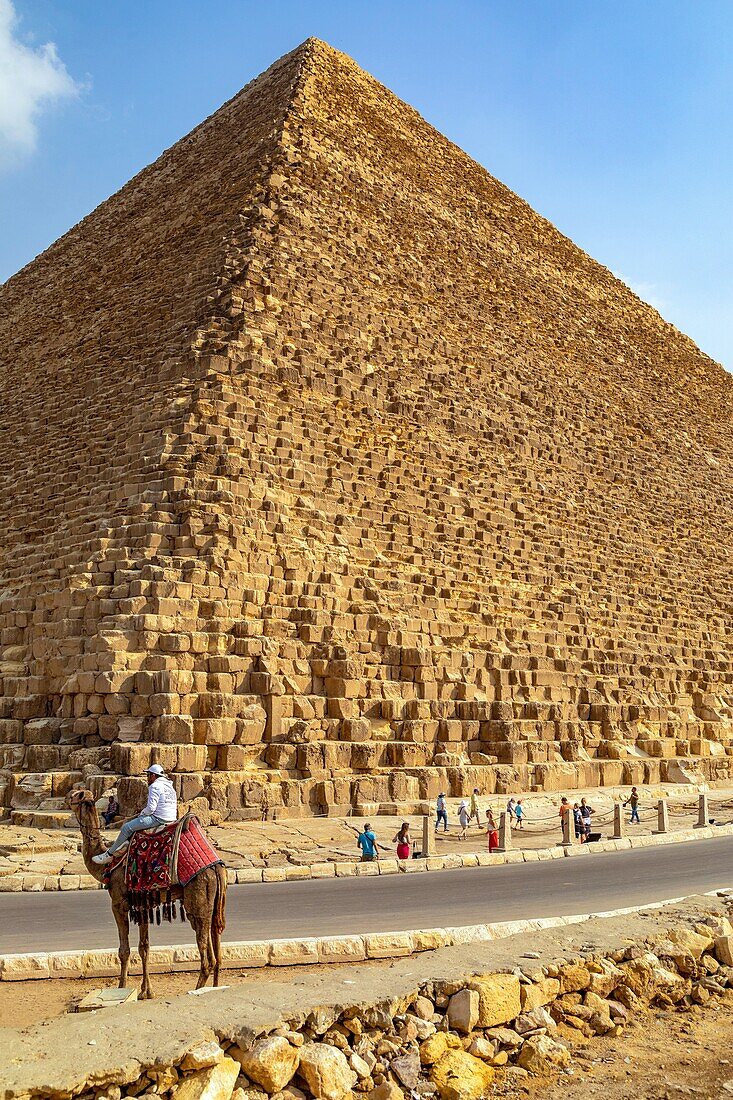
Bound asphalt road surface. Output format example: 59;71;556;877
1;837;732;955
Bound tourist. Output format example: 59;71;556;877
357;822;379;862
101;791;120;827
436;792;449;832
469;787;481;827
624;786;641;824
393;822;411;861
573;802;584;841
506;797;517;824
514;799;525;829
580;797;595;840
92;764;178;864
458;799;470;839
486;808;499;852
558;796;572;835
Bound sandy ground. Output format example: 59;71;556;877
3;784;733;882
0;958;399;1029
496;991;733;1099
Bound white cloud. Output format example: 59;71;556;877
0;0;79;160
612;271;668;315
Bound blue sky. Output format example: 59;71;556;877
1;0;731;369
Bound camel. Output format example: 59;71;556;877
68;789;227;998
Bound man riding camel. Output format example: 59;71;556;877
93;764;178;865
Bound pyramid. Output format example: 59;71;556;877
1;39;732;824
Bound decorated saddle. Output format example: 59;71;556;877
103;812;224;925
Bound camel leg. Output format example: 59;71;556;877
138;920;153;1000
112;902;131;988
211;914;222;988
192;917;215;989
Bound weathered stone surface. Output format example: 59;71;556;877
431;1051;494;1100
520;978;560;1011
182;1041;226;1071
468;974;521;1027
516;1036;571;1075
389;1052;420;1090
174;1057;240;1100
446;989;479;1033
298;1043;357;1100
233;1037;299;1092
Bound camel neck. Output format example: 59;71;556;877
78;806;107;882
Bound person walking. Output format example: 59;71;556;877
514;799;525;829
486;808;499;852
436;792;449;832
506;797;517;824
458;799;470;839
580;797;595;841
357;822;380;862
469;788;481;827
92;764;177;864
624;786;641;824
393;822;411;861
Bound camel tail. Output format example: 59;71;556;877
214;862;227;935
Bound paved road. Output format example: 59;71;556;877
1;837;732;954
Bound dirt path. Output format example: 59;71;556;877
495;990;733;1099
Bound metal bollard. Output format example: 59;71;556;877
695;792;709;829
422;814;435;857
562;808;576;846
656;799;669;834
613;802;624;839
498;811;512;851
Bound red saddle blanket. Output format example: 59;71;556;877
103;814;223;923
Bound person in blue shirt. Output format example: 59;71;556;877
357;823;380;862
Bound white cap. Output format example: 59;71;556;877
147;764;165;776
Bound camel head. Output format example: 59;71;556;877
68;788;96;824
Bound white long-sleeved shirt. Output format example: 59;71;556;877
142;777;178;822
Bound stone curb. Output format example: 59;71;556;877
2;821;733;893
1;887;730;982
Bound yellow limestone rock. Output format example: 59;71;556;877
174;1057;240;1100
467;974;521;1027
520;978;560;1011
431;1050;494;1100
516;1036;571;1075
232;1036;299;1092
298;1042;357;1100
420;1033;450;1065
668;928;714;960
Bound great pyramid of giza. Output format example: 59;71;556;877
1;39;732;823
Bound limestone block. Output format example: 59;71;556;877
269;938;319;966
221;941;270;968
317;935;367;963
298;1042;357;1100
516;1035;571;1075
174;1057;240;1100
446;988;479;1033
431;1050;494;1100
467;974;521;1027
0;952;51;980
364;931;414;959
232;1036;299;1092
520;977;561;1011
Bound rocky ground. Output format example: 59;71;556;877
498;991;733;1099
3;784;732;883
